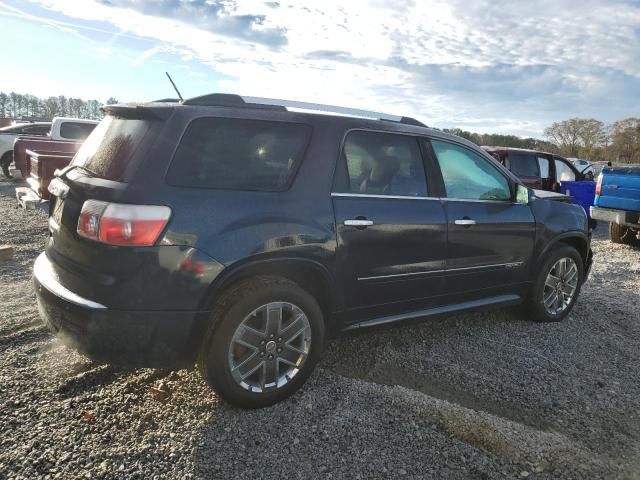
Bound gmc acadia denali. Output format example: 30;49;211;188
34;94;593;407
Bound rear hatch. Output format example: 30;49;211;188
46;106;170;307
595;166;640;212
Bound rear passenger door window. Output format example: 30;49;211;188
166;118;311;191
340;130;427;197
554;158;576;182
430;140;511;201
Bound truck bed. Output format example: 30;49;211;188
13;137;81;179
594;166;640;213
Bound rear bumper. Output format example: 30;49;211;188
590;206;640;228
33;253;205;367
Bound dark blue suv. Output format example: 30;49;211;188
34;94;593;407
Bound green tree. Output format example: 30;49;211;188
0;93;7;117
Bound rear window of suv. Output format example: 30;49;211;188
166;117;311;191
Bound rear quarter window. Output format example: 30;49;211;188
59;122;97;140
166;117;311;191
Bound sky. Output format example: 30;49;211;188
1;0;639;137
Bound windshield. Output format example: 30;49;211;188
72;115;153;181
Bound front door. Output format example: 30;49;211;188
428;139;536;302
332;130;447;325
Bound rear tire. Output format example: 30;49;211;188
609;222;639;246
525;245;584;323
198;276;325;408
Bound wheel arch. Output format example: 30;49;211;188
199;256;337;332
537;232;589;270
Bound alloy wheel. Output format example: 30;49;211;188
542;257;579;315
228;302;312;393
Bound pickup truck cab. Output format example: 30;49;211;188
591;166;640;245
2;117;98;178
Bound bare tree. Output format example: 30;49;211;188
609;118;640;164
544;119;584;157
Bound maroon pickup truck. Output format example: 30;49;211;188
482;147;592;191
13;137;81;199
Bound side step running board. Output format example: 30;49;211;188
344;294;521;331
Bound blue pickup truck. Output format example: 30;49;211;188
591;166;640;245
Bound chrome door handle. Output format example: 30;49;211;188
454;219;476;226
344;219;374;227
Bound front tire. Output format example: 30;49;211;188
1;152;12;179
198;276;325;408
526;245;584;323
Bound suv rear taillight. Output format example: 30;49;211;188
77;200;171;246
595;174;603;196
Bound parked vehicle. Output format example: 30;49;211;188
569;158;595;177
13;138;81;181
591;166;640;245
483;147;596;221
0;122;51;177
482;147;593;188
34;95;593;408
1;117;98;178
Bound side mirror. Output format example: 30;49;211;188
516;184;530;204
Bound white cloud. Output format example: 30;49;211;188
23;0;640;136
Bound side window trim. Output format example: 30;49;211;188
426;137;516;202
332;128;431;198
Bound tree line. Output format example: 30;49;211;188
0;91;119;122
543;118;640;164
442;129;559;154
445;117;640;164
2;91;638;164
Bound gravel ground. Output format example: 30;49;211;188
0;175;639;480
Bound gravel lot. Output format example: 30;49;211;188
1;176;639;479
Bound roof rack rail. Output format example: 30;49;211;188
181;93;428;127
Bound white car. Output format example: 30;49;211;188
1;117;98;178
568;158;595;178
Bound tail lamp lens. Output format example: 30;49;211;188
77;200;171;246
595;174;603;196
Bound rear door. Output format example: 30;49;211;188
553;156;578;188
536;154;554;190
427;139;536;302
332;130;447;324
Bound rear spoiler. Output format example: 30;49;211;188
101;103;173;120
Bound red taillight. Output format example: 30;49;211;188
77;200;171;246
595;174;603;196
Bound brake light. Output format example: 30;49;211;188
595;174;603;196
77;200;171;246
